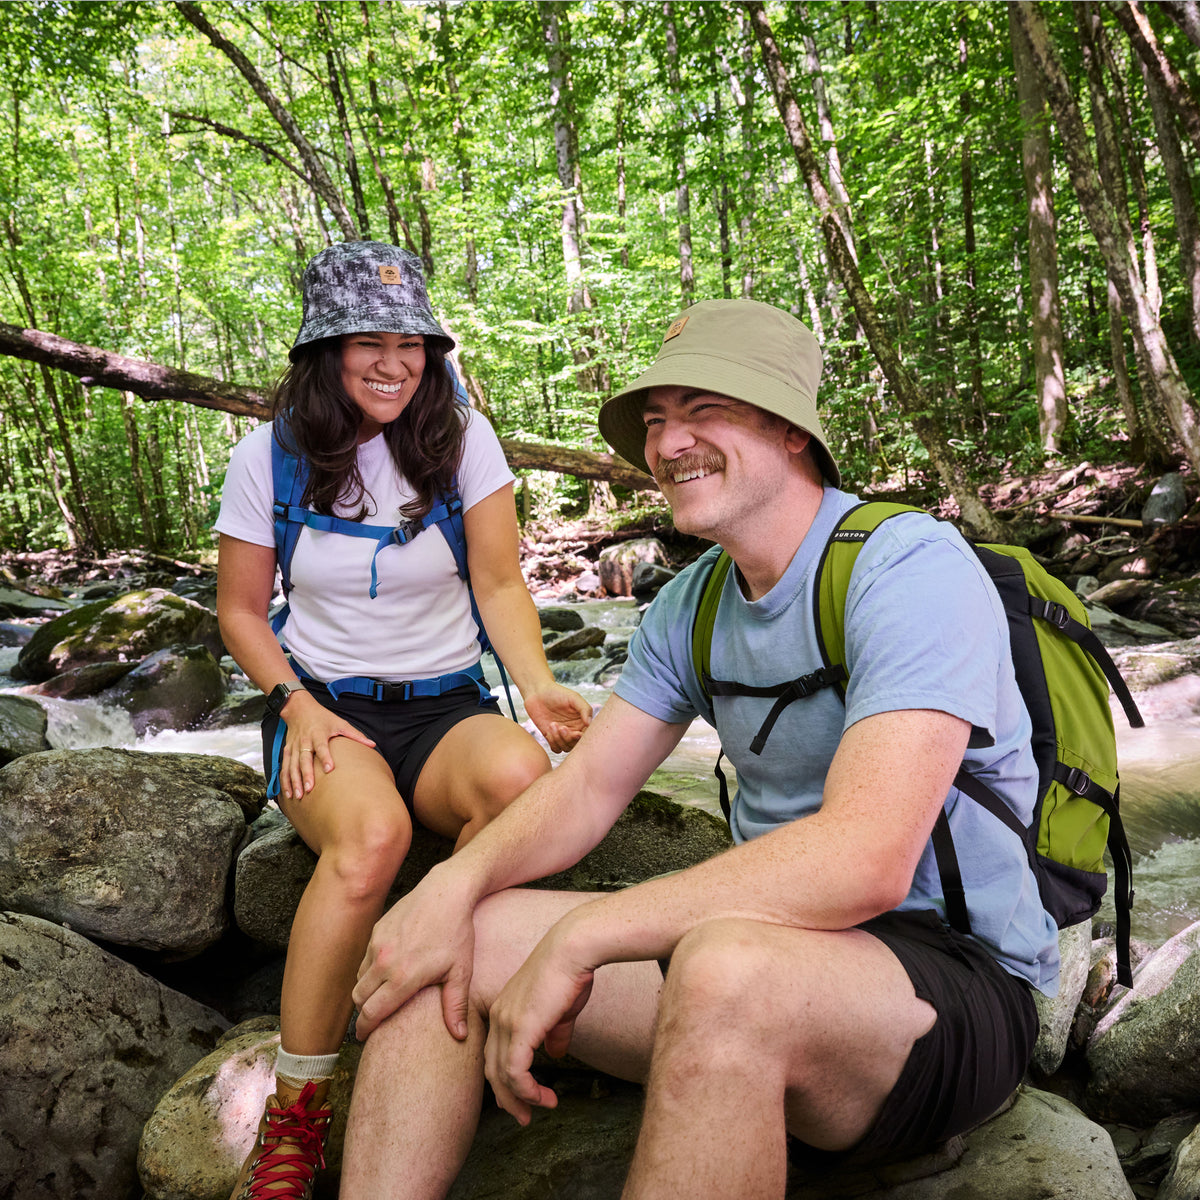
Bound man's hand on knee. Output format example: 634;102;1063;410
353;864;477;1040
483;926;597;1124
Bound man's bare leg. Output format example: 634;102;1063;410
621;918;936;1200
340;889;663;1200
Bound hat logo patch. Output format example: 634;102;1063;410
379;264;402;284
663;315;689;342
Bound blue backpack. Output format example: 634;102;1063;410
269;362;514;711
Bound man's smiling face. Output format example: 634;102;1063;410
642;385;801;542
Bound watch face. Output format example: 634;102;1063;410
268;683;299;715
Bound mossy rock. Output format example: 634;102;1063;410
14;589;222;682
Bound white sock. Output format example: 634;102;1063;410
275;1048;339;1087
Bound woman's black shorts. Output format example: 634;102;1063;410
261;679;503;807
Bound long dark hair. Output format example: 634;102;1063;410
271;336;465;522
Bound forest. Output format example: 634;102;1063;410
1;0;1198;555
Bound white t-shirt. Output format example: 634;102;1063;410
215;409;515;682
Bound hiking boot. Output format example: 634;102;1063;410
229;1077;333;1200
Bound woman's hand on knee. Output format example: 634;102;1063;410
280;695;376;800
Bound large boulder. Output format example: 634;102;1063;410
13;587;222;682
1159;1121;1200;1200
235;792;731;952
138;1023;360;1200
1030;922;1090;1077
598;538;669;598
786;1086;1132;1200
0;581;70;618
0;748;265;957
105;643;227;735
0;911;228;1200
544;626;607;661
0;693;49;764
1086;919;1200;1123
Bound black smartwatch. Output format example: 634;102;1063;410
265;680;305;717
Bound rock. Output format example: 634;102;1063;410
786;1086;1132;1200
538;605;585;633
137;1024;360;1200
1117;1113;1199;1196
531;790;731;893
1086;919;1200;1123
204;688;268;729
1109;637;1200;695
105;643;227;735
1159;1120;1200;1200
0;748;265;956
1030;923;1090;1077
573;569;603;597
13;587;223;682
545;626;607;661
449;1073;644;1200
235;792;730;952
1141;472;1189;528
0;694;49;764
31;658;137;698
631;561;677;600
598;538;669;598
0;911;228;1200
0;582;70;618
172;575;219;611
1082;602;1176;646
1097;551;1159;584
0;618;35;645
1073;574;1100;598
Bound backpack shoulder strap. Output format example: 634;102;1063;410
813;501;924;696
271;418;307;599
691;549;734;707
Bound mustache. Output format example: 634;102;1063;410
653;452;726;486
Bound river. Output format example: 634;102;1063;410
4;595;1199;949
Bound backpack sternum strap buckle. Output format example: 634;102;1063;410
388;517;428;548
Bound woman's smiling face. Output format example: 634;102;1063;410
339;331;427;442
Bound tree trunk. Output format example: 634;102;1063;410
1141;55;1200;345
1108;0;1200;162
663;1;694;305
0;325;657;492
1012;1;1200;470
1010;4;1067;454
314;3;370;238
959;21;984;425
173;1;359;240
1159;0;1200;48
744;0;1003;541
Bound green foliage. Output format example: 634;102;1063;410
0;0;1196;551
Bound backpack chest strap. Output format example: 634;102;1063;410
705;665;847;755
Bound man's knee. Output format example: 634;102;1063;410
661;918;789;1048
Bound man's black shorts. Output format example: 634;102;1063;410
787;908;1039;1168
261;680;502;807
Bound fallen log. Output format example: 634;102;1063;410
1047;511;1143;529
0;323;658;491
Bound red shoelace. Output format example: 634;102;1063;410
243;1081;331;1199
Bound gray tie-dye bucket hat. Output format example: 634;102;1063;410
289;241;454;361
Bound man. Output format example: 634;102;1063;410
341;300;1059;1200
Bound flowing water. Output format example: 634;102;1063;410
3;595;1199;949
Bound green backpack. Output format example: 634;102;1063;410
691;500;1144;987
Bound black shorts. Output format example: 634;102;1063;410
787;908;1039;1169
261;680;502;807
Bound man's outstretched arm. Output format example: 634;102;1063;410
351;695;690;1038
483;706;972;1122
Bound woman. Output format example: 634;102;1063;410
214;241;592;1199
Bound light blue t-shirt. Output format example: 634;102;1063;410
615;487;1060;994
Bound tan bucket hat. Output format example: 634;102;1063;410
598;299;840;487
